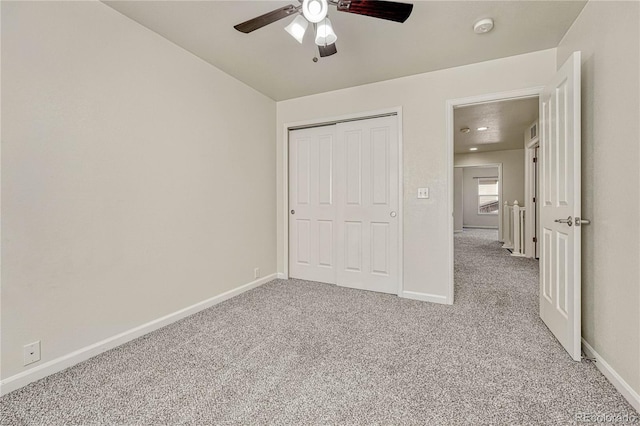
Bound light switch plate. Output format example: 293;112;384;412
417;187;429;199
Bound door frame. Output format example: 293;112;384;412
282;107;404;295
446;88;543;304
524;127;540;259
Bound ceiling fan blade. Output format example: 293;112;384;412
234;4;300;33
318;43;338;57
335;0;413;23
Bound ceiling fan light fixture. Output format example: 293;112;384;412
315;17;337;46
303;0;328;23
285;15;309;43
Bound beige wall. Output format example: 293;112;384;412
1;1;276;379
455;148;526;207
557;0;640;394
277;50;556;298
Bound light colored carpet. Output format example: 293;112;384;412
1;228;637;424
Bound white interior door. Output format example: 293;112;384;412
288;125;337;284
335;116;399;294
540;51;582;361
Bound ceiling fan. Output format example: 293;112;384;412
234;0;413;58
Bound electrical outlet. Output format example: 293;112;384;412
24;341;41;366
254;268;260;279
418;187;429;199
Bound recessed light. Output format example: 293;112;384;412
470;147;478;151
474;18;494;34
460;127;470;133
476;126;489;131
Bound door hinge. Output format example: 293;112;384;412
533;157;537;163
533;237;537;243
533;197;536;203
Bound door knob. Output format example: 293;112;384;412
575;217;591;226
554;216;572;226
390;211;397;218
291;210;295;215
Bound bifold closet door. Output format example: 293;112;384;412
335;116;399;294
288;125;338;284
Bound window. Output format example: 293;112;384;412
478;178;499;214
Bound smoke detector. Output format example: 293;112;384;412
474;18;494;34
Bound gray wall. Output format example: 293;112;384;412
557;0;640;395
2;1;276;379
462;167;499;228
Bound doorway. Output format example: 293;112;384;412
454;164;503;235
446;88;542;304
447;53;584;361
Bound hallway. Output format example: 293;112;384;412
455;228;538;312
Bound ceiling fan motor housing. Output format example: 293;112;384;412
302;0;329;23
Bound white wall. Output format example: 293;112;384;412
1;1;276;380
277;50;556;299
557;0;640;396
461;167;499;228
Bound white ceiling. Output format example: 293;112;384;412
454;97;539;154
103;0;586;101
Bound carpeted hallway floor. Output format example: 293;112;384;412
1;228;636;425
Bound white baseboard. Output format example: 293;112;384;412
463;226;499;229
582;338;640;413
276;272;288;279
401;290;449;305
0;273;278;396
